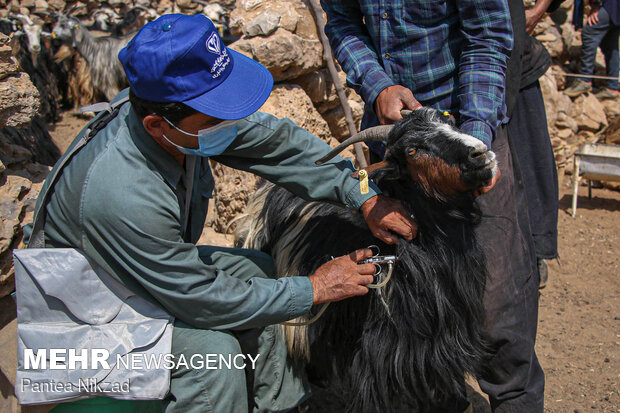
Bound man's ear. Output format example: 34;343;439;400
143;114;165;138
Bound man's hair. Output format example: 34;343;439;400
129;89;199;124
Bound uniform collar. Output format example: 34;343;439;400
126;106;184;189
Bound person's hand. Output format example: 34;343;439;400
360;195;417;245
309;249;377;304
525;7;544;34
586;8;600;25
474;167;501;197
375;85;422;125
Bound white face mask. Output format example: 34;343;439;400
162;117;238;157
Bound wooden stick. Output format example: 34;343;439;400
307;0;368;168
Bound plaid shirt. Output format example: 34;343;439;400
321;0;514;148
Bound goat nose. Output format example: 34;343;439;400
468;147;486;160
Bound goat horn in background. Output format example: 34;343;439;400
66;4;87;16
315;125;393;165
15;13;33;25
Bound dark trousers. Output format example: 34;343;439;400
579;6;620;90
475;125;545;413
508;81;559;260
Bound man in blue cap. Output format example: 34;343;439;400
30;14;416;412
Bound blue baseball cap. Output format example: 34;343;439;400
118;14;273;120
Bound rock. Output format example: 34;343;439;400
539;69;559;127
570;94;608;132
556;112;579;133
0;72;41;129
230;28;323;82
534;18;564;58
244;9;281;37
230;0;315;39
0;159;5;175
601;99;620;119
210;161;260;234
603;116;620;145
321;98;364;141
47;0;65;10
556;127;573;140
259;83;332;141
556;92;572;116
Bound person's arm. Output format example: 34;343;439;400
80;163;323;333
320;0;394;109
525;0;554;33
456;0;514;149
213;112;381;210
213;112;417;243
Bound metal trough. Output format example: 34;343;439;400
572;143;620;217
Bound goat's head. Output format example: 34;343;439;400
316;107;497;200
13;14;43;54
52;14;79;42
52;5;86;43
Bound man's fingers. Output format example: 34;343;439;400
353;285;370;296
373;228;398;245
356;263;377;275
406;99;422;110
356;275;375;286
349;248;374;262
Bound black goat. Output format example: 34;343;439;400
235;108;497;412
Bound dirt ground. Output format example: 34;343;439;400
47;112;619;412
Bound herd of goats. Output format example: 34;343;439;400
0;3;230;124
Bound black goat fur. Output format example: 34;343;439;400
236;109;492;412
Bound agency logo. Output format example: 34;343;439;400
206;32;221;55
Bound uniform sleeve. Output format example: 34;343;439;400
456;0;514;148
80;165;313;331
320;0;394;106
213;111;381;210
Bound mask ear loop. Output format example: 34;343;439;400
162;116;201;137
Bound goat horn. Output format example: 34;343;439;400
315;125;393;165
400;109;413;117
15;13;33;25
66;4;87;15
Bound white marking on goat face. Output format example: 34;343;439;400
437;123;487;154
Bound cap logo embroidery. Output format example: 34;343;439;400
206;32;221;55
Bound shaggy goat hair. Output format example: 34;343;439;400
52;14;131;101
235;108;498;412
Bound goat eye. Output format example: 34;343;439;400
408;149;417;157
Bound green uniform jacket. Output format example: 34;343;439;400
29;91;381;331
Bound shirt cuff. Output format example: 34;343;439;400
346;181;381;210
286;276;314;319
359;70;396;107
459;119;493;149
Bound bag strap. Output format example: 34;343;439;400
182;155;197;242
29;96;130;249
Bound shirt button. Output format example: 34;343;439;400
382;11;388;19
384;52;391;59
163;23;172;31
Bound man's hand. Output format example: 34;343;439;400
474;167;501;197
586;8;600;26
525;7;544;34
360;195;417;245
375;85;422;125
309;249;376;305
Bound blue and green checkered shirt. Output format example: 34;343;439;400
321;0;514;149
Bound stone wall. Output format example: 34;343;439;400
0;33;52;298
529;1;620;172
